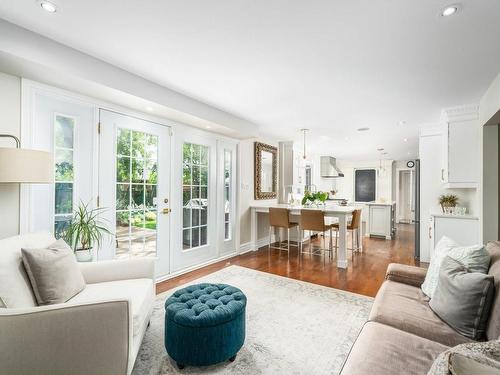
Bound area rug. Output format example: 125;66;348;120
132;265;373;375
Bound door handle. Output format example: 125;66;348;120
428;227;432;239
162;208;171;215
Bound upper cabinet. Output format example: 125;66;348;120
440;105;480;189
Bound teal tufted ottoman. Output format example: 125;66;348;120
164;283;247;369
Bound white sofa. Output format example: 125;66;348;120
0;232;155;375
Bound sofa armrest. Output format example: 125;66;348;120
79;258;155;284
385;263;427;287
0;300;131;375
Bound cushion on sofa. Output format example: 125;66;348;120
340;321;448;375
0;232;56;308
369;280;473;347
21;239;86;305
429;256;495;341
486;241;500;341
68;278;154;337
422;236;490;299
427;340;500;375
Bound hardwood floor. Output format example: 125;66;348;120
156;224;426;298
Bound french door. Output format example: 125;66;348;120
98;110;171;277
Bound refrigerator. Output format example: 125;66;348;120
413;159;421;260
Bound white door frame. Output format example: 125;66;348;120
395;167;414;223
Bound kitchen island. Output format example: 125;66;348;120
250;202;360;268
366;201;396;239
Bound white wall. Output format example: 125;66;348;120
0;72;21;239
238;138;278;246
483;124;499;242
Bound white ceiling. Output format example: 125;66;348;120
1;0;500;160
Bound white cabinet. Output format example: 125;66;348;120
440;105;480;188
430;215;480;256
367;203;395;239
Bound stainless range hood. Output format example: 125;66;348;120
320;156;344;178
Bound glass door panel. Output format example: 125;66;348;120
99;109;171;277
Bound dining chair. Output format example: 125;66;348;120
268;207;300;259
333;209;362;257
299;209;335;264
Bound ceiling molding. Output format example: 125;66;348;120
441;104;480;123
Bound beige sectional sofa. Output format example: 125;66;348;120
341;241;500;375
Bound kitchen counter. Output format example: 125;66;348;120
365;201;396;206
431;213;479;220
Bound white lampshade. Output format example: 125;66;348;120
0;148;54;183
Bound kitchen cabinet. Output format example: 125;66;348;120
367;202;395;239
429;214;480;256
440;105;480;188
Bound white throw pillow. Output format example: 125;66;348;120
421;236;458;298
421;236;491;299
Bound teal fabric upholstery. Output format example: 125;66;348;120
164;283;246;367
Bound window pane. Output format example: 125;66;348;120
201;206;207;225
116;157;130;182
55;183;73;214
201;186;207;199
131;158;145;183
192;206;200;226
144;159;157;184
116;184;130;210
192;144;200;164
200;166;208;185
132;131;146;158
192;165;200;185
183;208;191;229
145;210;157;230
55;115;74;148
183;229;191;249
192;227;200;248
183;164;191;185
200;225;207;246
131;184;144;209
224;222;230;240
54;215;71;239
131;211;145;229
183;143;192;164
117;128;131;156
200;146;208;166
145;185;157;209
55;150;74;181
145;134;158;160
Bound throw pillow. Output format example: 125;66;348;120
21;239;86;305
422;236;491;298
429;256;495;340
422;236;459;298
427;340;500;375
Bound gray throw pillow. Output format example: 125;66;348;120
429;256;495;340
21;239;86;305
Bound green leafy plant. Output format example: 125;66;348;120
301;191;329;205
438;194;459;210
63;202;112;252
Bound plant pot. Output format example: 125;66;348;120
440;204;456;214
75;248;93;262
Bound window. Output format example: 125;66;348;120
354;169;376;202
54;115;75;237
224;149;232;240
183;143;209;249
115;128;158;258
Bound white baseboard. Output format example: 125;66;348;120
155;251;238;284
239;241;252;253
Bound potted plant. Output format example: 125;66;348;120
63;202;112;262
302;191;329;207
438;194;459;213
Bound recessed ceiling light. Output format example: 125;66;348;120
377;147;384;151
40;1;57;13
357;127;370;132
403;138;408;142
441;5;459;17
382;152;388;155
398;121;406;126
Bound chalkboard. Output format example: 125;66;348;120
355;169;376;202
